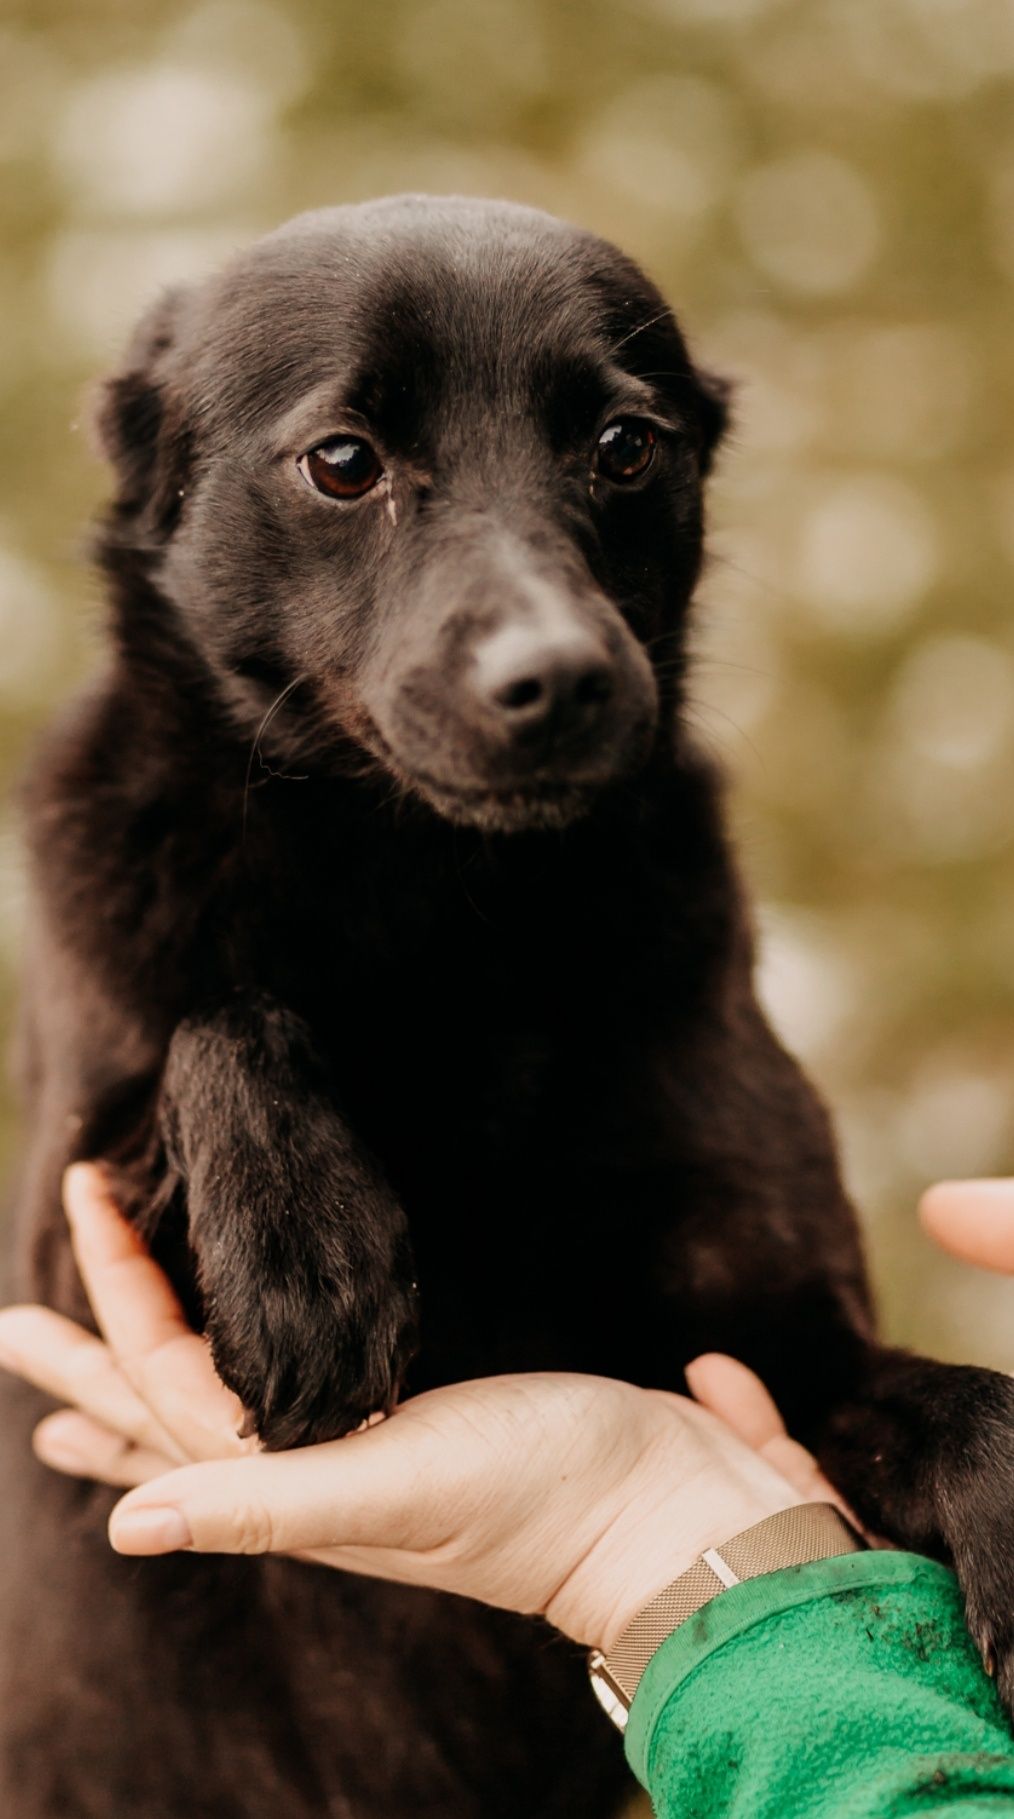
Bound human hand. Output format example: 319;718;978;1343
920;1178;1014;1274
0;1167;833;1652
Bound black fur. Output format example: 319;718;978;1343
3;196;1013;1817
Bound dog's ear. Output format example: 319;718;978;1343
693;366;734;477
92;286;193;539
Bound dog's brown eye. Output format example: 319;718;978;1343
595;419;657;483
298;437;383;500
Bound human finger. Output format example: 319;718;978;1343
0;1304;184;1460
686;1353;842;1505
63;1165;248;1455
33;1409;173;1488
685;1353;790;1449
919;1179;1014;1275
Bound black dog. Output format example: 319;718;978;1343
2;195;1013;1818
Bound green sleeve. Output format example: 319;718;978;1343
625;1551;1014;1816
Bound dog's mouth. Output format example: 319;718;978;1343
343;709;613;831
322;683;659;831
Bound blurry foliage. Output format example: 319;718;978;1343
1;1;1013;1387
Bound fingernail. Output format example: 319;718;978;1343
110;1507;192;1554
62;1168;92;1228
63;1161;113;1218
35;1414;86;1470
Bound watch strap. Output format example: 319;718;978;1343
588;1502;862;1728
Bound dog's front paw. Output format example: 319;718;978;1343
817;1351;1014;1716
946;1473;1014;1713
200;1239;419;1450
926;1372;1014;1715
958;1553;1014;1713
161;994;420;1448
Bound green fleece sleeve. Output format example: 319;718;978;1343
625;1551;1014;1816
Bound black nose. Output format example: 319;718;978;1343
473;625;615;740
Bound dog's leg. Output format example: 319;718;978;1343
637;1002;1014;1705
159;992;418;1449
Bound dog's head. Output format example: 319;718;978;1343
97;196;728;831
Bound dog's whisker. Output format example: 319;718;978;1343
452;827;495;927
683;695;765;770
606;305;674;355
242;673;309;844
705;550;785;603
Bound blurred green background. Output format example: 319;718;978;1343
0;9;1012;1794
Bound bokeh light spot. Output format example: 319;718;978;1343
795;476;939;631
54;65;277;217
735;151;881;297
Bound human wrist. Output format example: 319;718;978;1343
545;1396;803;1651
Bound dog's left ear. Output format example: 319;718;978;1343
692;366;733;477
92;285;193;541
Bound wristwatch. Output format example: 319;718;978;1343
587;1502;863;1730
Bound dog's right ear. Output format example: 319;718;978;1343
92;286;193;540
692;366;734;478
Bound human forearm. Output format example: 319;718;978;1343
631;1553;1014;1818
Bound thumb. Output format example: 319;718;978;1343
108;1418;431;1559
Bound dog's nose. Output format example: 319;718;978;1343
472;624;615;739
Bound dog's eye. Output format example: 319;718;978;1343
298;437;383;500
595;419;657;484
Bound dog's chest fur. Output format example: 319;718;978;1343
24;692;744;1394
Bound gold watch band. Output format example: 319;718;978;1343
588;1502;863;1730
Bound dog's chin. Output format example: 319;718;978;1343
410;773;599;833
352;714;631;832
